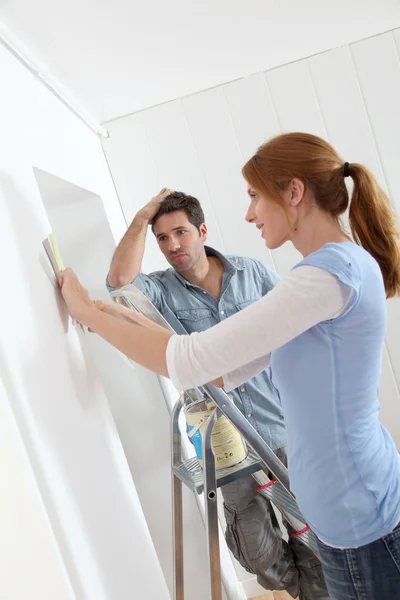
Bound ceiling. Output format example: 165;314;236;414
1;0;400;124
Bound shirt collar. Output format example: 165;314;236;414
173;245;244;289
205;245;244;272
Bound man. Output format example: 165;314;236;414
107;188;329;599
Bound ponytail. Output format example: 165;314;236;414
348;164;400;298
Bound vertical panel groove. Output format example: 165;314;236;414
179;97;228;254
221;85;245;163
383;342;400;401
221;84;278;272
139;114;162;190
392;30;400;65
305;58;329;139
348;45;389;194
262;72;283;132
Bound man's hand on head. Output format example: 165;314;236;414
138;188;173;224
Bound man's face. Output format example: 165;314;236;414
153;210;207;273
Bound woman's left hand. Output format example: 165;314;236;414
58;268;95;325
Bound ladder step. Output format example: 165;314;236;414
172;446;262;494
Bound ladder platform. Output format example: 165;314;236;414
172;446;262;494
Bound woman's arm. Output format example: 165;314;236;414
59;266;352;390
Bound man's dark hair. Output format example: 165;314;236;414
152;191;205;233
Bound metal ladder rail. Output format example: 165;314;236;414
171;397;225;600
203;385;319;554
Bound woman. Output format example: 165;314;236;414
59;132;400;599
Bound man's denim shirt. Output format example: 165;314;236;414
107;246;286;450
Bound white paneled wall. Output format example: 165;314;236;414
351;32;400;393
223;75;279;163
141;100;226;256
103;29;400;453
267;60;327;138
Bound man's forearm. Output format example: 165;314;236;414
107;187;172;289
108;214;149;288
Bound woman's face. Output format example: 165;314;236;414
245;186;291;249
245;179;305;249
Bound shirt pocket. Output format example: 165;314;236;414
175;308;214;332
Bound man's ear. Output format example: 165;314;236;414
200;223;208;241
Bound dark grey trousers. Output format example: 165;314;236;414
221;447;330;599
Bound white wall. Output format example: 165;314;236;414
103;30;400;590
31;168;219;600
0;378;74;600
0;44;170;600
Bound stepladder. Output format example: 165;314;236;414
171;385;320;600
111;285;320;600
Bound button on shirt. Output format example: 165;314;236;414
107;246;286;450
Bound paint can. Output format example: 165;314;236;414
184;391;248;469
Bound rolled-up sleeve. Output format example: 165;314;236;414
106;272;164;309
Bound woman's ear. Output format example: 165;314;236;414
284;178;305;207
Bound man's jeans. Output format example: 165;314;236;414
317;521;400;600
